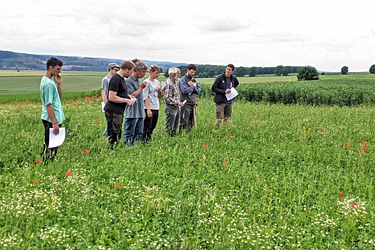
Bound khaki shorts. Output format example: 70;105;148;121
216;103;232;119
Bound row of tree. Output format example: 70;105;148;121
164;65;302;78
340;65;375;75
163;64;375;78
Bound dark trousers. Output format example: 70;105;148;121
42;120;62;162
164;104;179;136
142;109;159;142
105;112;124;149
179;104;195;132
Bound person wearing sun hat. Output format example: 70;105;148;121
101;62;120;135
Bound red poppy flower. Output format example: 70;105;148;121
362;142;368;145
297;105;300;108
32;180;37;184
66;172;73;176
297;99;300;101
35;159;42;164
114;184;121;189
259;113;262;116
344;142;349;147
81;149;89;154
339;192;344;197
203;145;208;149
319;126;323;130
26;133;29;137
97;119;101;122
255;121;258;125
248;121;252;124
362;147;367;151
228;133;232;137
183;147;187;150
308;123;311;126
223;162;228;167
352;202;358;209
211;123;214;126
97;122;100;125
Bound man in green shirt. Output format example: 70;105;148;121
40;57;65;162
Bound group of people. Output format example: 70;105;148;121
39;57;239;161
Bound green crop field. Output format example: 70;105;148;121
0;71;375;249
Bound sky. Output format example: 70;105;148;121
1;0;374;72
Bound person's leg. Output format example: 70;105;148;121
214;104;224;126
149;110;159;137
223;104;233;127
165;105;176;136
124;118;137;146
142;110;152;142
134;118;144;143
173;107;180;136
42;120;60;162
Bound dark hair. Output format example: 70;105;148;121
227;64;235;71
46;57;63;70
187;64;197;71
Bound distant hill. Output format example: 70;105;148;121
0;50;187;72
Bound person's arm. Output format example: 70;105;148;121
101;89;107;104
232;76;239;88
144;99;152;118
129;81;147;97
193;81;201;95
179;78;194;95
108;91;133;105
143;84;152;118
212;76;226;94
46;104;59;135
55;74;62;100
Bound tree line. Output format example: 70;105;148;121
165;65;302;78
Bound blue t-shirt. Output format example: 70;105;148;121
125;76;145;118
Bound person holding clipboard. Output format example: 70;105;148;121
40;57;65;163
211;64;239;127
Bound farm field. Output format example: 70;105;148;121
0;70;302;96
0;90;375;248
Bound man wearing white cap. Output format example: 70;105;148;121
101;62;120;135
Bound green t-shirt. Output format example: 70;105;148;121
40;76;65;125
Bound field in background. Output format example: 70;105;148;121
0;70;302;95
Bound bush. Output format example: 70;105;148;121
341;66;348;75
297;66;319;81
370;64;375;74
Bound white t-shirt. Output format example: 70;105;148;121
143;79;161;110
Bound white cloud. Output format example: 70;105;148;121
1;0;375;71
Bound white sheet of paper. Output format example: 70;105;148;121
101;102;105;112
48;128;66;148
225;87;238;101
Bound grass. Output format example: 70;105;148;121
0;95;374;249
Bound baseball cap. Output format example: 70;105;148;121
108;63;120;69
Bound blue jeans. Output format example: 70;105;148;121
124;117;144;146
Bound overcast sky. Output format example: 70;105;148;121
1;0;374;72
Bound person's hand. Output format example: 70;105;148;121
52;123;59;135
126;98;133;106
225;89;231;94
147;109;152;118
179;102;184;107
54;74;62;85
140;81;147;89
156;87;162;94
